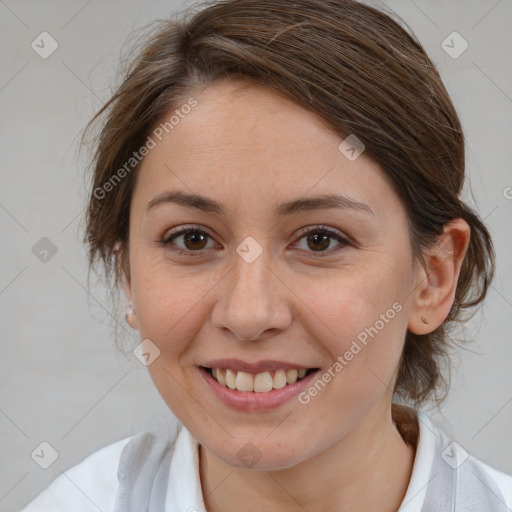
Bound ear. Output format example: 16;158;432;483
408;219;470;335
116;241;139;331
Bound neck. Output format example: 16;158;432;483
199;403;418;512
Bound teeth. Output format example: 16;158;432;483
235;371;254;392
209;367;312;392
254;372;273;392
273;369;287;389
225;369;237;389
286;369;298;384
216;368;226;386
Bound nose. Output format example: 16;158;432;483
211;247;292;342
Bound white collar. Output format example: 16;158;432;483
398;411;436;510
165;423;207;512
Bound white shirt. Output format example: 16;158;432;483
21;411;512;511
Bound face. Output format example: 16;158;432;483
123;79;423;469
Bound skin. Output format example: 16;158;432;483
122;79;470;512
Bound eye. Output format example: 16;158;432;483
159;225;216;256
291;225;351;257
159;224;351;258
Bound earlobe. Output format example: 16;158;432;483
116;241;139;331
125;304;138;330
408;219;470;335
123;275;139;331
122;272;139;330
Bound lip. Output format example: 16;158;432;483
198;365;321;412
200;358;314;374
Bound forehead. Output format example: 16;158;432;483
132;79;397;222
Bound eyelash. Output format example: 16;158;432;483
159;224;351;258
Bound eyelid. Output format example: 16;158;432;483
293;224;346;240
160;224;219;251
290;224;351;256
162;223;214;241
160;223;352;256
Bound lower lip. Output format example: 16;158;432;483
198;366;320;412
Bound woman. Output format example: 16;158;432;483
21;0;512;510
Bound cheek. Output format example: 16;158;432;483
297;266;408;382
130;264;212;356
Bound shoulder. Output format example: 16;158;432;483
420;411;512;509
20;435;135;512
475;459;512;508
399;408;512;511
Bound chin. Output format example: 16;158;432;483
206;436;311;471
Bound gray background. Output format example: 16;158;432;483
1;0;511;510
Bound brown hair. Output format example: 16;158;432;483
81;0;495;407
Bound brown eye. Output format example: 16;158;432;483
305;232;331;252
293;226;351;257
180;231;209;250
160;226;215;255
159;224;350;258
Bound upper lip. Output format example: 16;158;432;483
200;358;318;373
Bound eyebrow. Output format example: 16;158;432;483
145;190;374;216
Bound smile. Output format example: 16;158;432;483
203;367;318;393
